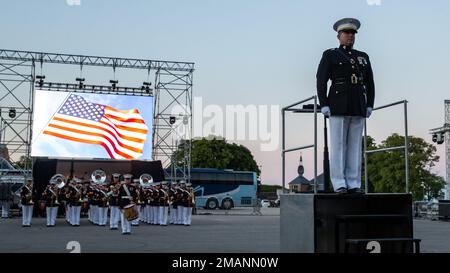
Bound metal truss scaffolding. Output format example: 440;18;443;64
446;100;450;199
153;69;193;181
429;100;450;199
0;49;194;182
444;100;450;199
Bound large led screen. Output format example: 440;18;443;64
31;90;153;160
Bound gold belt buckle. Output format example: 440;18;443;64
351;74;358;84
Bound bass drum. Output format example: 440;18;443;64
123;204;139;221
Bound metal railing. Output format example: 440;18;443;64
364;100;410;193
282;96;318;193
282;96;410;195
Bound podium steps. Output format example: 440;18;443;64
335;214;421;253
280;193;421;253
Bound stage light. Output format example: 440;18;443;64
8;108;16;118
169;116;176;125
36;75;45;87
110;80;118;90
432;134;438;143
76;78;85;89
437;133;445;145
142;82;152;94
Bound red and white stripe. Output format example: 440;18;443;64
43;106;148;159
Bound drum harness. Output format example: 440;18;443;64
122;184;132;200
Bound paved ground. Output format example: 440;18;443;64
413;218;450;253
0;208;449;253
0;208;280;253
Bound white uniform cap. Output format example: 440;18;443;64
333;18;360;33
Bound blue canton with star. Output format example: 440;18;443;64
58;94;105;122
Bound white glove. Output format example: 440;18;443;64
320;106;330;117
366;107;373;118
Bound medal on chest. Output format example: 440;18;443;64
357;56;367;66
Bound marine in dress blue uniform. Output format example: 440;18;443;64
316;18;375;194
20;177;34;227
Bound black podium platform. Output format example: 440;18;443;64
280;193;418;253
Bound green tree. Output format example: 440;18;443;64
363;133;445;201
260;184;282;192
13;155;32;170
173;136;261;177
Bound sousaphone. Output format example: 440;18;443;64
139;173;153;188
49;174;66;189
91;170;107;185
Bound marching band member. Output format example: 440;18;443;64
118;174;137;235
138;184;144;223
145;186;153;225
111;173;121;184
131;180;140;226
68;178;83;226
175;181;185;225
20;177;34;227
139;184;149;224
61;183;71;224
158;181;169;226
86;182;94;223
169;182;177;225
109;180;120;230
42;183;59;227
65;180;76;226
184;182;195;226
97;184;109;226
180;182;190;226
90;185;100;225
151;184;160;225
109;183;120;229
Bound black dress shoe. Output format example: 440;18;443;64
348;188;364;194
334;187;347;194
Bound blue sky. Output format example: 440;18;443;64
2;0;450;185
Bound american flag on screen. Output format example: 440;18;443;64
42;94;148;159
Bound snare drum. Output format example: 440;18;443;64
123;204;139;221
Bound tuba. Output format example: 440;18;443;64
50;174;66;189
91;170;107;185
139;173;153;188
91;170;108;206
49;174;66;205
